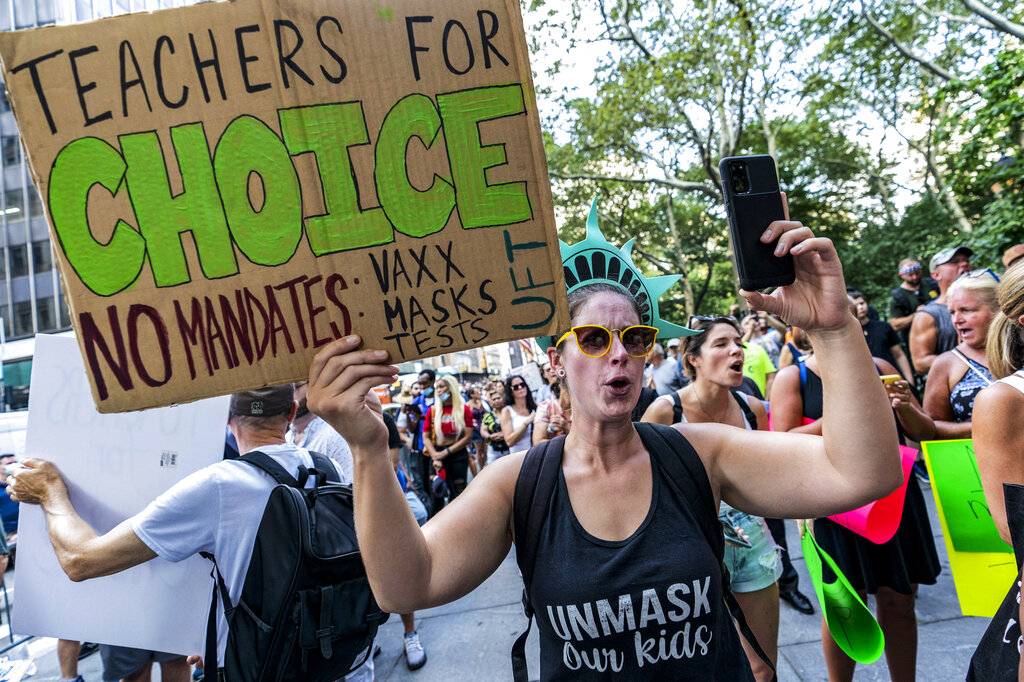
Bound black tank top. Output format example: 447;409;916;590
531;453;755;680
799;363;824;420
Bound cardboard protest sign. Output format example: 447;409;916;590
14;334;226;651
0;0;568;412
923;439;1018;617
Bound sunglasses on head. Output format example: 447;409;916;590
555;324;658;358
956;268;1000;283
688;314;737;328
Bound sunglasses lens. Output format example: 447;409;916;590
622;326;657;356
574;326;612;356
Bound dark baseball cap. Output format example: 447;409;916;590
229;384;295;418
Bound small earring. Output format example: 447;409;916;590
557;370;565;377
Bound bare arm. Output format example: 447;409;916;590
909;313;939;374
922;354;973;439
891;344;914;383
308;337;516;613
763;370;776;399
8;459;157;582
886;377;936;442
532;403;551;445
973;384;1024;543
889;313;914;332
696;224;901;518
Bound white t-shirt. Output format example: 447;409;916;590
299;417;355;484
132;443;347;667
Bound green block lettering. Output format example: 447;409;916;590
214;115;302;266
122;124;237;287
374;94;455;237
436;84;532;229
280;103;392;255
48;138;146;296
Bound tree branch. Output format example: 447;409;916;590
862;10;957;83
912;0;996;30
961;0;1024;40
549;171;722;200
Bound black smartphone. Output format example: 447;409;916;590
719;155;795;290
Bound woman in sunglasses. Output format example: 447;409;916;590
306;219;903;680
500;376;537;456
921;272;999;438
641;316;781;681
422;374;474;504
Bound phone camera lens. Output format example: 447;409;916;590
729;161;750;194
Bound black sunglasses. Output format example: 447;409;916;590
510;383;527;389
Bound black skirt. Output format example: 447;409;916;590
813;475;941;595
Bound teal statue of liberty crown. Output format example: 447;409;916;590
537;199;700;351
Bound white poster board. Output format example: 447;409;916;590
13;335;228;654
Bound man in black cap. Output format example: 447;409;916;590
5;385;373;681
909;245;972;375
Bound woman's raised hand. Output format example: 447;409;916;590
307;336;398;453
740;217;850;333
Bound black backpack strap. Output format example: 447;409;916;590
635;422;777;681
510;436;563;682
730;390;758;430
200;552;232;680
308;451;340;484
238;450;301;487
670;391;684;425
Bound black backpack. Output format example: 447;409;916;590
511;422;775;681
203;450;388;681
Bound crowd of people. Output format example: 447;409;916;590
7;222;1024;681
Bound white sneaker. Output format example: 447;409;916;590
403;630;427;670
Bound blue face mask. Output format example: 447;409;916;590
439;391;452;403
422;387;433;397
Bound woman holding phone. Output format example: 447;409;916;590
307;208;902;680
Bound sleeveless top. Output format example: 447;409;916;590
532;452;755;680
920;300;958;357
505;406;533;454
798;360;824;420
949;349;993;422
999;369;1024;394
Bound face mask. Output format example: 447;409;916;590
439;391;451;403
422;387;433;397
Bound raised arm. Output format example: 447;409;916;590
973;383;1024;543
691;223;902;519
308;337;517;613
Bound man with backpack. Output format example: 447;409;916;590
6;384;384;682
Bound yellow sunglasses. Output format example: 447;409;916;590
555;324;659;358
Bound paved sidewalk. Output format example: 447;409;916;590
18;478;993;680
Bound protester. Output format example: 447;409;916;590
98;645;188;682
921;271;999;439
6;385;374;681
306;216;904;680
909;245;973;374
465;385;489;476
967;262;1024;679
642;316;785;681
741;335;777;399
1002;243;1024;271
411;370;436;515
481;383;510;464
889;259;940;347
742;311;785;367
647;342;685;395
770;333;939;682
777;326;811;370
535;364;557;404
533;381;572;444
850;291;914;380
422;374;474;506
499;375;535;455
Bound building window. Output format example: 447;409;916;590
59;293;71;328
36;296;55;331
1;136;20;166
3;190;24;222
0;91;8;114
31;240;51;273
3;357;31;411
7;245;27;278
12;300;32;337
28;188;42;217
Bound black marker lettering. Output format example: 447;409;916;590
235;24;271;94
9;49;63;134
154;36;188;108
274;20;314;88
189;29;226;103
69;46;113;127
405;16;433;81
316;16;347;84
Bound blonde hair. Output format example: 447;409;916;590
432;374;466;439
988;264;1024;379
946;273;999;312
